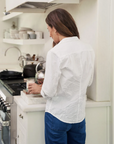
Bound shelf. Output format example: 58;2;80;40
3;39;45;45
2;12;23;21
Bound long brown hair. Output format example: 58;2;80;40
45;8;80;39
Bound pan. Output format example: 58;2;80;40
0;70;23;80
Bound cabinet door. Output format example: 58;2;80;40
17;106;27;129
17;106;27;144
17;121;26;144
6;0;24;12
85;107;110;144
6;0;79;12
17;105;45;144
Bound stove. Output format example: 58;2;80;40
0;79;26;96
0;78;27;144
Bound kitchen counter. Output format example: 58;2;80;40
14;96;45;112
14;96;111;112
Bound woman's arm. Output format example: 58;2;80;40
28;83;42;94
41;50;61;98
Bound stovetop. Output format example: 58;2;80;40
0;79;26;96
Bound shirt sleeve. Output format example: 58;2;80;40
88;50;95;86
41;50;61;99
88;67;94;86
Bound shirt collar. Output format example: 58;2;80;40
59;36;79;45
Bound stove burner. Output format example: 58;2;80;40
7;82;26;96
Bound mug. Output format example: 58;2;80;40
26;79;35;91
5;31;10;39
35;31;42;39
23;33;29;39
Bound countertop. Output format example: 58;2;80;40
14;96;111;112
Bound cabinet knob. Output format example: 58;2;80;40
15;136;18;144
19;114;23;119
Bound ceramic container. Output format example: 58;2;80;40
29;33;36;39
15;33;19;39
23;33;29;39
26;79;35;91
5;31;10;39
27;31;35;35
35;31;42;39
19;31;27;39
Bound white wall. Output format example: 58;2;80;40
18;13;47;58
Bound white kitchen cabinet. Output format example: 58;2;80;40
15;96;111;144
17;105;45;144
5;0;80;12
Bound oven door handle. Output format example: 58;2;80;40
0;115;10;127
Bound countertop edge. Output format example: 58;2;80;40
14;96;111;112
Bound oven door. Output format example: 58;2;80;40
0;110;10;144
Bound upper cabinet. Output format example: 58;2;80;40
5;0;80;12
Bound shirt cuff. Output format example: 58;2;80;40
41;89;50;99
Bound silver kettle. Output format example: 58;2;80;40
35;62;45;83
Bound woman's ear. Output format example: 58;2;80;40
53;27;58;34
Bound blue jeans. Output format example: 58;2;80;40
45;112;86;144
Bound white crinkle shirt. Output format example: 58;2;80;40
41;37;95;123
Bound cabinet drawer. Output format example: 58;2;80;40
17;106;27;129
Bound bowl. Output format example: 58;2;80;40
19;27;33;31
10;35;16;39
19;30;27;34
29;33;36;39
19;31;27;39
27;31;35;34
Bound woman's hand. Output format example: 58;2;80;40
28;83;42;94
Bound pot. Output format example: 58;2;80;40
35;62;45;83
35;69;45;83
23;63;43;78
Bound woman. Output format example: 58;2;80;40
28;8;95;144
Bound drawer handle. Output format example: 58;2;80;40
19;114;23;119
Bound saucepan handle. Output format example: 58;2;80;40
35;62;40;73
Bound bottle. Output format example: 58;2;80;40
10;22;17;33
32;54;36;61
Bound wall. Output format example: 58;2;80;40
18;13;47;58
